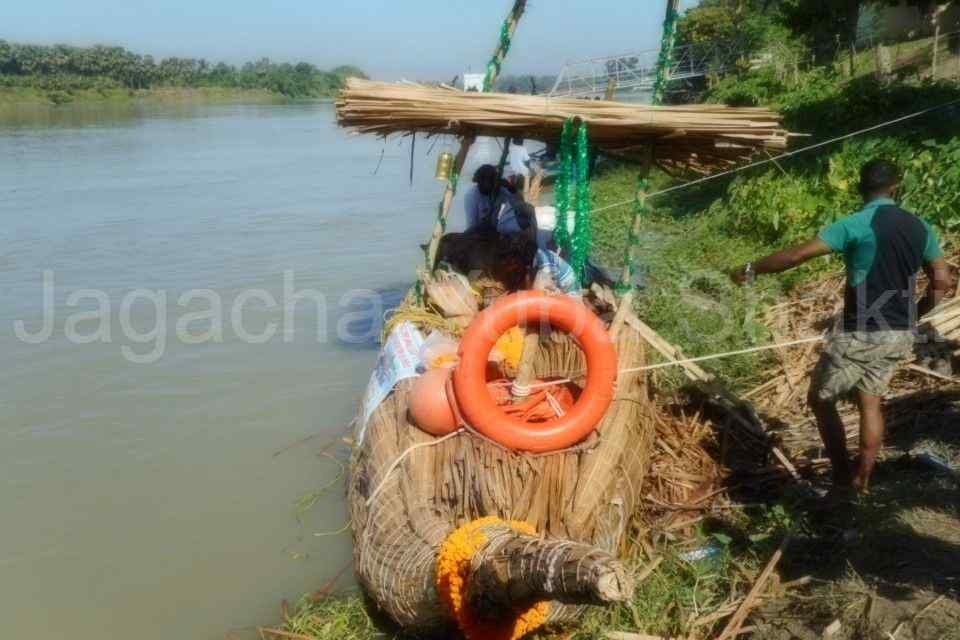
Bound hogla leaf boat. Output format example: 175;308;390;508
336;2;789;638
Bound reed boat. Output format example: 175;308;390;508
334;4;790;638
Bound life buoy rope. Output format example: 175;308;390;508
452;291;617;453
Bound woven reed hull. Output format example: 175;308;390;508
347;327;654;631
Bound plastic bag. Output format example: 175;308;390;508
419;331;460;370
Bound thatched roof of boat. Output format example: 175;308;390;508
336;78;791;173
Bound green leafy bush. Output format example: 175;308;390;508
716;136;960;246
705;67;790;107
708;63;960;141
676;0;796;54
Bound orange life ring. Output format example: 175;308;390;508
452;291;617;453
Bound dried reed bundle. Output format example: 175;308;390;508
336;78;791;173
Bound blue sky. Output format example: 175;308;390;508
4;0;700;78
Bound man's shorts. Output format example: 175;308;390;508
809;330;915;401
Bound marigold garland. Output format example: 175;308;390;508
436;516;550;640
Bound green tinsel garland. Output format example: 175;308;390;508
483;21;513;92
442;171;460;233
651;3;680;105
616;176;649;293
569;122;592;281
422;170;460;268
553;118;575;253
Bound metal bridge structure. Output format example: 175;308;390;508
549;38;755;99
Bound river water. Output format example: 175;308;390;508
0;101;499;639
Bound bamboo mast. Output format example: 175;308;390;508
424;0;528;270
610;148;654;337
932;4;950;80
651;0;681;105
613;0;679;332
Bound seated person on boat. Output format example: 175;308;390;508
437;229;580;299
464;164;536;235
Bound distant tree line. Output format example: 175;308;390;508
0;39;367;98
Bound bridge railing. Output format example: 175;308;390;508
550;27;960;99
549;37;753;98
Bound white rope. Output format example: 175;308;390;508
544;390;566;417
365;429;465;507
589;97;960;217
504;334;827;390
618;335;825;374
362;339;825;491
510;381;533;398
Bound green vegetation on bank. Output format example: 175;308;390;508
585;0;960;390
0;39;367;105
591;76;960;389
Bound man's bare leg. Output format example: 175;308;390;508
852;390;885;492
809;391;852;487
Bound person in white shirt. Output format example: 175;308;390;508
463;164;536;235
505;137;532;190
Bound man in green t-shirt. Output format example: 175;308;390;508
731;159;952;493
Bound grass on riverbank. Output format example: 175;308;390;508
590;164;818;391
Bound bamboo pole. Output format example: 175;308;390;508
715;528;794;640
423;0;528;270
652;0;681;104
932;4;948;80
483;0;528;92
604;76;617;100
512;329;541;402
933;10;941;80
426;137;475;268
610;149;654;338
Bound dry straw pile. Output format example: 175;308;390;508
336;78;791;174
751;258;960;467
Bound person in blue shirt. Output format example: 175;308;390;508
463;164;536;235
731;159;952;494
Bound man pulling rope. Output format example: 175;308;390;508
731;159;953;496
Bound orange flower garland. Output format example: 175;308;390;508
436;516;550;640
